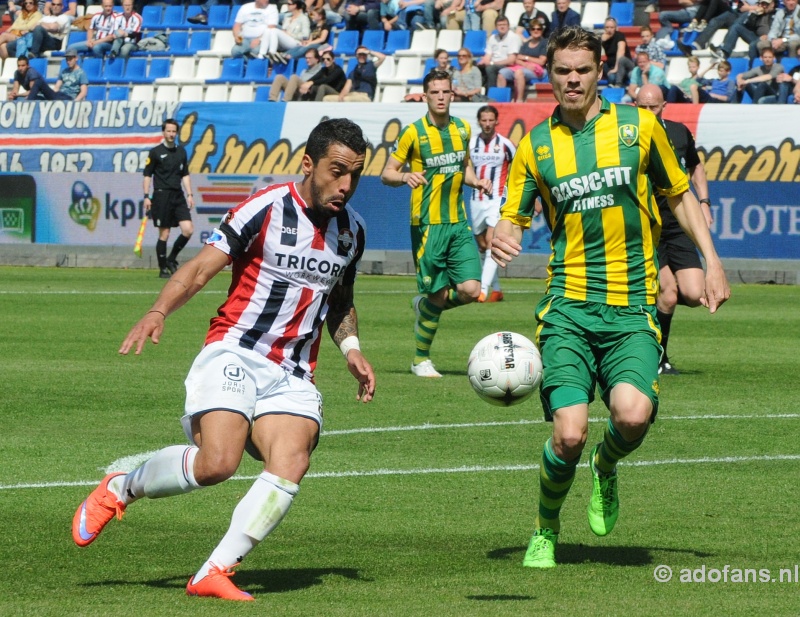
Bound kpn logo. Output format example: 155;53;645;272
69;181;101;232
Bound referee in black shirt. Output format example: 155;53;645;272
143;119;195;279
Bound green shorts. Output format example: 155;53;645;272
410;222;481;294
535;295;662;422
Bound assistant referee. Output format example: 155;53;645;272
143;118;195;279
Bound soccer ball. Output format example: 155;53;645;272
467;331;543;407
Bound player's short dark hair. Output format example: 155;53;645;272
545;26;602;72
477;105;499;120
305;118;369;163
162;118;179;131
423;68;452;92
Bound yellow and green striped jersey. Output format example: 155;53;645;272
390;114;472;226
501;98;689;306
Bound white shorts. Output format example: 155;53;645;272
181;341;323;453
470;199;502;237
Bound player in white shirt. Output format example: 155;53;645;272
72;119;376;603
469;105;516;302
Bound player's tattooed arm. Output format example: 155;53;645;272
327;283;358;346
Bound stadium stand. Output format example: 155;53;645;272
463;30;486;57
197;30;236;58
383;30;411;55
487;86;512;102
395;29;436;58
155;84;180;102
130;84;155;101
581;2;609;29
436;29;462;56
228;84;254;102
609;2;634;27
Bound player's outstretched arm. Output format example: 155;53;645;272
668;192;730;313
119;245;230;356
327;283;376;403
491;219;524;268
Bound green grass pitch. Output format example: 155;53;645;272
1;267;799;617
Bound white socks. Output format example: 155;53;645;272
111;445;201;504
481;248;500;295
193;471;299;581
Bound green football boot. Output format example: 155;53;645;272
587;443;619;536
522;528;558;568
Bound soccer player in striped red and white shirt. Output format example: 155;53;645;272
73;119;376;602
468;105;515;303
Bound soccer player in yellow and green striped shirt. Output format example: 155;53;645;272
492;27;730;569
381;69;492;378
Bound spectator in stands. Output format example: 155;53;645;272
7;55;47;99
287;7;331;59
344;0;381;34
380;0;401;30
310;50;347;99
477;16;521;89
666;55;701;102
623;50;668;102
757;0;800;59
679;0;761;55
109;0;142;60
601;16;634;87
684;0;732;34
498;20;547;102
434;47;454;76
315;0;345;25
397;0;426;30
322;45;385;100
44;0;77;17
269;47;323;100
775;63;800;103
0;0;42;60
260;0;310;63
452;46;485;101
694;59;737;102
550;0;580;33
5;0;71;59
710;0;775;60
230;0;279;59
434;0;460;30
474;0;503;35
736;45;783;102
40;48;88;99
516;0;551;39
655;0;701;51
635;25;667;69
66;0;117;58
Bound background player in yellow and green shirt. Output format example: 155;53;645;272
381;69;492;378
491;27;730;568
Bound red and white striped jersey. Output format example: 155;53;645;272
204;182;366;382
113;11;143;42
90;11;118;40
469;132;516;204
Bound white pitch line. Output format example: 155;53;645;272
2;454;800;492
320;413;800;436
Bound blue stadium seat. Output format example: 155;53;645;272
208;4;231;29
188;31;212;53
383;30;410;54
107;86;129;100
255;85;270;101
122;57;148;83
207;57;245;83
463;30;486;57
727;57;749;79
609;2;633;27
85;85;106;100
80;57;103;81
333;30;359;57
161;5;185;29
487;86;511;102
148;58;171;80
602;86;625;102
361;30;385;53
29;57;48;77
141;4;162;29
237;58;270;83
65;30;87;50
294;57;308;75
102;57;126;82
148;31;191;56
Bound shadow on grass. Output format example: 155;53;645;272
487;544;714;566
82;567;368;594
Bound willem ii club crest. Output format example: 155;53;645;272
619;124;639;147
